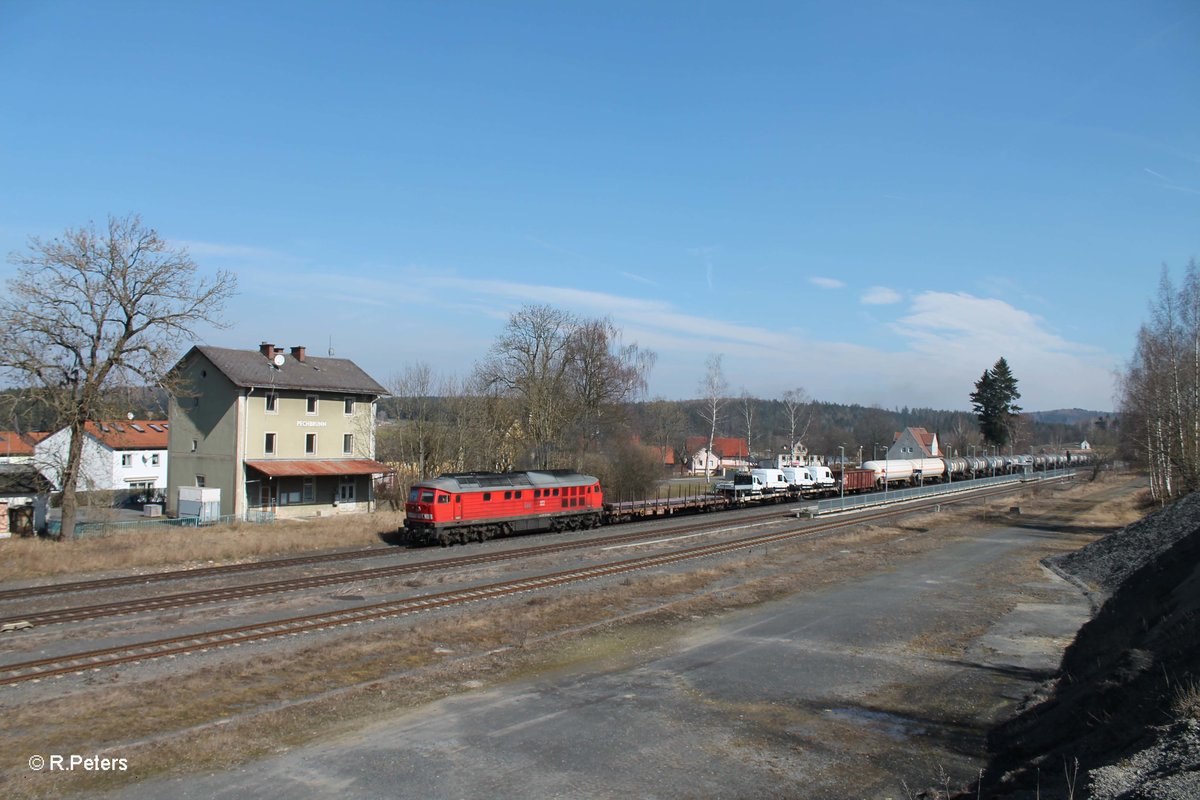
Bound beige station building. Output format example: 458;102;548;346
167;342;390;520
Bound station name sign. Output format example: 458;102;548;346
296;420;328;427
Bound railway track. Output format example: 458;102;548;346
0;514;782;628
0;478;1062;686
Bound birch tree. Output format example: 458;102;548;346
698;354;728;478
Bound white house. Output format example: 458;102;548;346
36;420;170;495
886;427;940;460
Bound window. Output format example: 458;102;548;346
513;490;522;499
504;491;512;500
302;478;314;502
265;432;276;454
305;433;316;454
437;494;450;504
339;477;355;502
265;392;278;413
306;395;318;415
191;439;198;452
343;433;353;454
121;454;132;467
483;492;491;501
151;453;160;466
195;475;206;487
344;397;354;415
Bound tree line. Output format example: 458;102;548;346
1119;261;1200;503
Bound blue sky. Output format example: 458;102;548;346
1;1;1196;412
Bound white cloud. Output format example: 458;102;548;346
861;286;903;305
809;277;845;289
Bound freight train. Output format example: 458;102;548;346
403;452;1091;546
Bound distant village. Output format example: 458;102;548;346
0;340;1098;539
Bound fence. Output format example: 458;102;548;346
47;511;276;539
811;468;1078;516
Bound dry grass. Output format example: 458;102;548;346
0;511;405;582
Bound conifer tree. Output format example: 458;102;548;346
970;357;1022;448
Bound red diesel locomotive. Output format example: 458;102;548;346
404;470;604;546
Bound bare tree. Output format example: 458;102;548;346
564;317;655;465
781;387;813;459
475;305;576;469
642;398;688;475
0;214;236;538
698;354;728;478
476;305;656;470
1120;261;1200;503
739;390;756;457
390;362;448;480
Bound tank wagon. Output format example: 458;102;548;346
404;470;603;546
859;451;1091;488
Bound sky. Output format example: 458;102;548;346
1;1;1196;413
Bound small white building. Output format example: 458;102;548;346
36;420;169;496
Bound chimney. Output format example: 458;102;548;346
259;342;274;358
290;346;306;363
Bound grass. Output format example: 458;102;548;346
0;511;406;582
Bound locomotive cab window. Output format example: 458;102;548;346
420;490;434;502
437;494;450;504
408;488;421;502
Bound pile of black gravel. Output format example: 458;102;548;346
977;491;1200;800
1048;491;1200;597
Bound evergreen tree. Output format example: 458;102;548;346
970;357;1022;448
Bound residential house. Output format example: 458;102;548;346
686;436;751;475
886;427;940;460
35;420;169;496
167;342;390;520
0;431;49;464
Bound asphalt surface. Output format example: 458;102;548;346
94;523;1091;799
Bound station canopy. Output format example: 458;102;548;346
244;459;393;477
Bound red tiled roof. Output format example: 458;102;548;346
0;431;50;457
86;420;169;450
245;458;394;477
684;436;749;458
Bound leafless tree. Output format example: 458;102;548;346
739;390;756;457
388;362;445;480
0;214;236;538
1120;261;1200;503
642;398;688;475
781;387;813;458
476;305;576;468
476;305;655;469
565;317;655;464
698;354;728;478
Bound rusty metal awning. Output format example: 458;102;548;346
244;459;394;478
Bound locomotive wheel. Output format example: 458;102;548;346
437;531;450;548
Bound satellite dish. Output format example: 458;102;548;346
273;354;285;367
127;412;134;420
